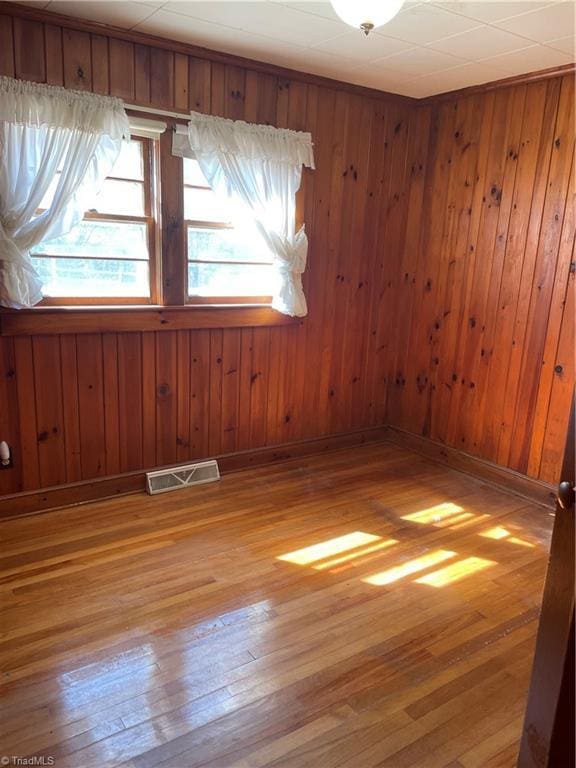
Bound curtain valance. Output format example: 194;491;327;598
0;77;129;309
0;76;129;137
185;111;315;169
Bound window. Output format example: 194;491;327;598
184;158;275;303
31;138;156;304
29;139;277;310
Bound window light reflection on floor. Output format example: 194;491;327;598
314;539;398;570
449;512;491;529
363;549;456;586
277;531;381;566
415;556;496;587
275;512;526;589
481;526;509;540
507;537;535;548
431;511;475;528
401;503;464;525
480;526;535;548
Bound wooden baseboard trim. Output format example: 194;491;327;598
0;426;390;520
0;424;558;519
384;426;557;509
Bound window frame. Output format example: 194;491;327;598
34;135;159;307
1;120;300;335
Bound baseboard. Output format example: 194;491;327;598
0;424;558;519
0;426;390;520
385;426;557;509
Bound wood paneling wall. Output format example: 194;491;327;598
0;7;573;501
385;76;575;484
0;9;416;496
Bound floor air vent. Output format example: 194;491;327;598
146;460;220;495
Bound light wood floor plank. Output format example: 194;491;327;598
0;443;551;767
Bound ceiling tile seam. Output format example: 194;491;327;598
129;8;416;67
32;1;575;94
393;62;506;85
421;26;553;52
428;0;566;26
131;1;492;52
318;1;575;53
418;4;574;49
59;1;574;62
428;39;575;67
141;4;355;48
147;11;567;65
478;40;576;61
128;5;162;32
388;39;570;78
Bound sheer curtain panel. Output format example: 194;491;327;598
0;77;130;308
174;112;315;317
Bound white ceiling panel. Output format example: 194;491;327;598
434;1;552;22
482;41;574;72
135;7;324;56
268;49;364;78
407;58;512;92
546;35;576;53
312;30;413;61
259;0;341;20
497;1;576;42
372;4;482;45
47;0;157;27
162;1;343;45
374;45;469;75
348;65;417;89
23;0;576;98
428;22;539;58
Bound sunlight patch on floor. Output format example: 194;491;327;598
480;526;535;548
481;526;510;540
401;503;464;525
274;497;529;590
277;532;381;566
415;556;496;587
363;549;456;586
314;539;398;570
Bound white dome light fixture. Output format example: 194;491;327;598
330;0;405;35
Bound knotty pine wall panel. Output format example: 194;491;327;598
0;9;419;496
384;75;574;484
0;7;572;500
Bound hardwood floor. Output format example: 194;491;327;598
0;442;553;768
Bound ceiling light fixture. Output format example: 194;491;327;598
330;0;405;35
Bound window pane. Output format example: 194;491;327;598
32;220;149;261
32;257;149;297
90;179;145;217
38;141;144;211
183;158;210;187
187;226;271;264
188;262;275;297
39;174;59;211
111;140;144;181
184;187;229;223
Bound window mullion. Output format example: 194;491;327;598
159;127;186;306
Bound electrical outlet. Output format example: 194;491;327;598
0;441;12;469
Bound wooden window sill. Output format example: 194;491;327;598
0;304;299;336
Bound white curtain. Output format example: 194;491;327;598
0;76;130;309
176;112;314;317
